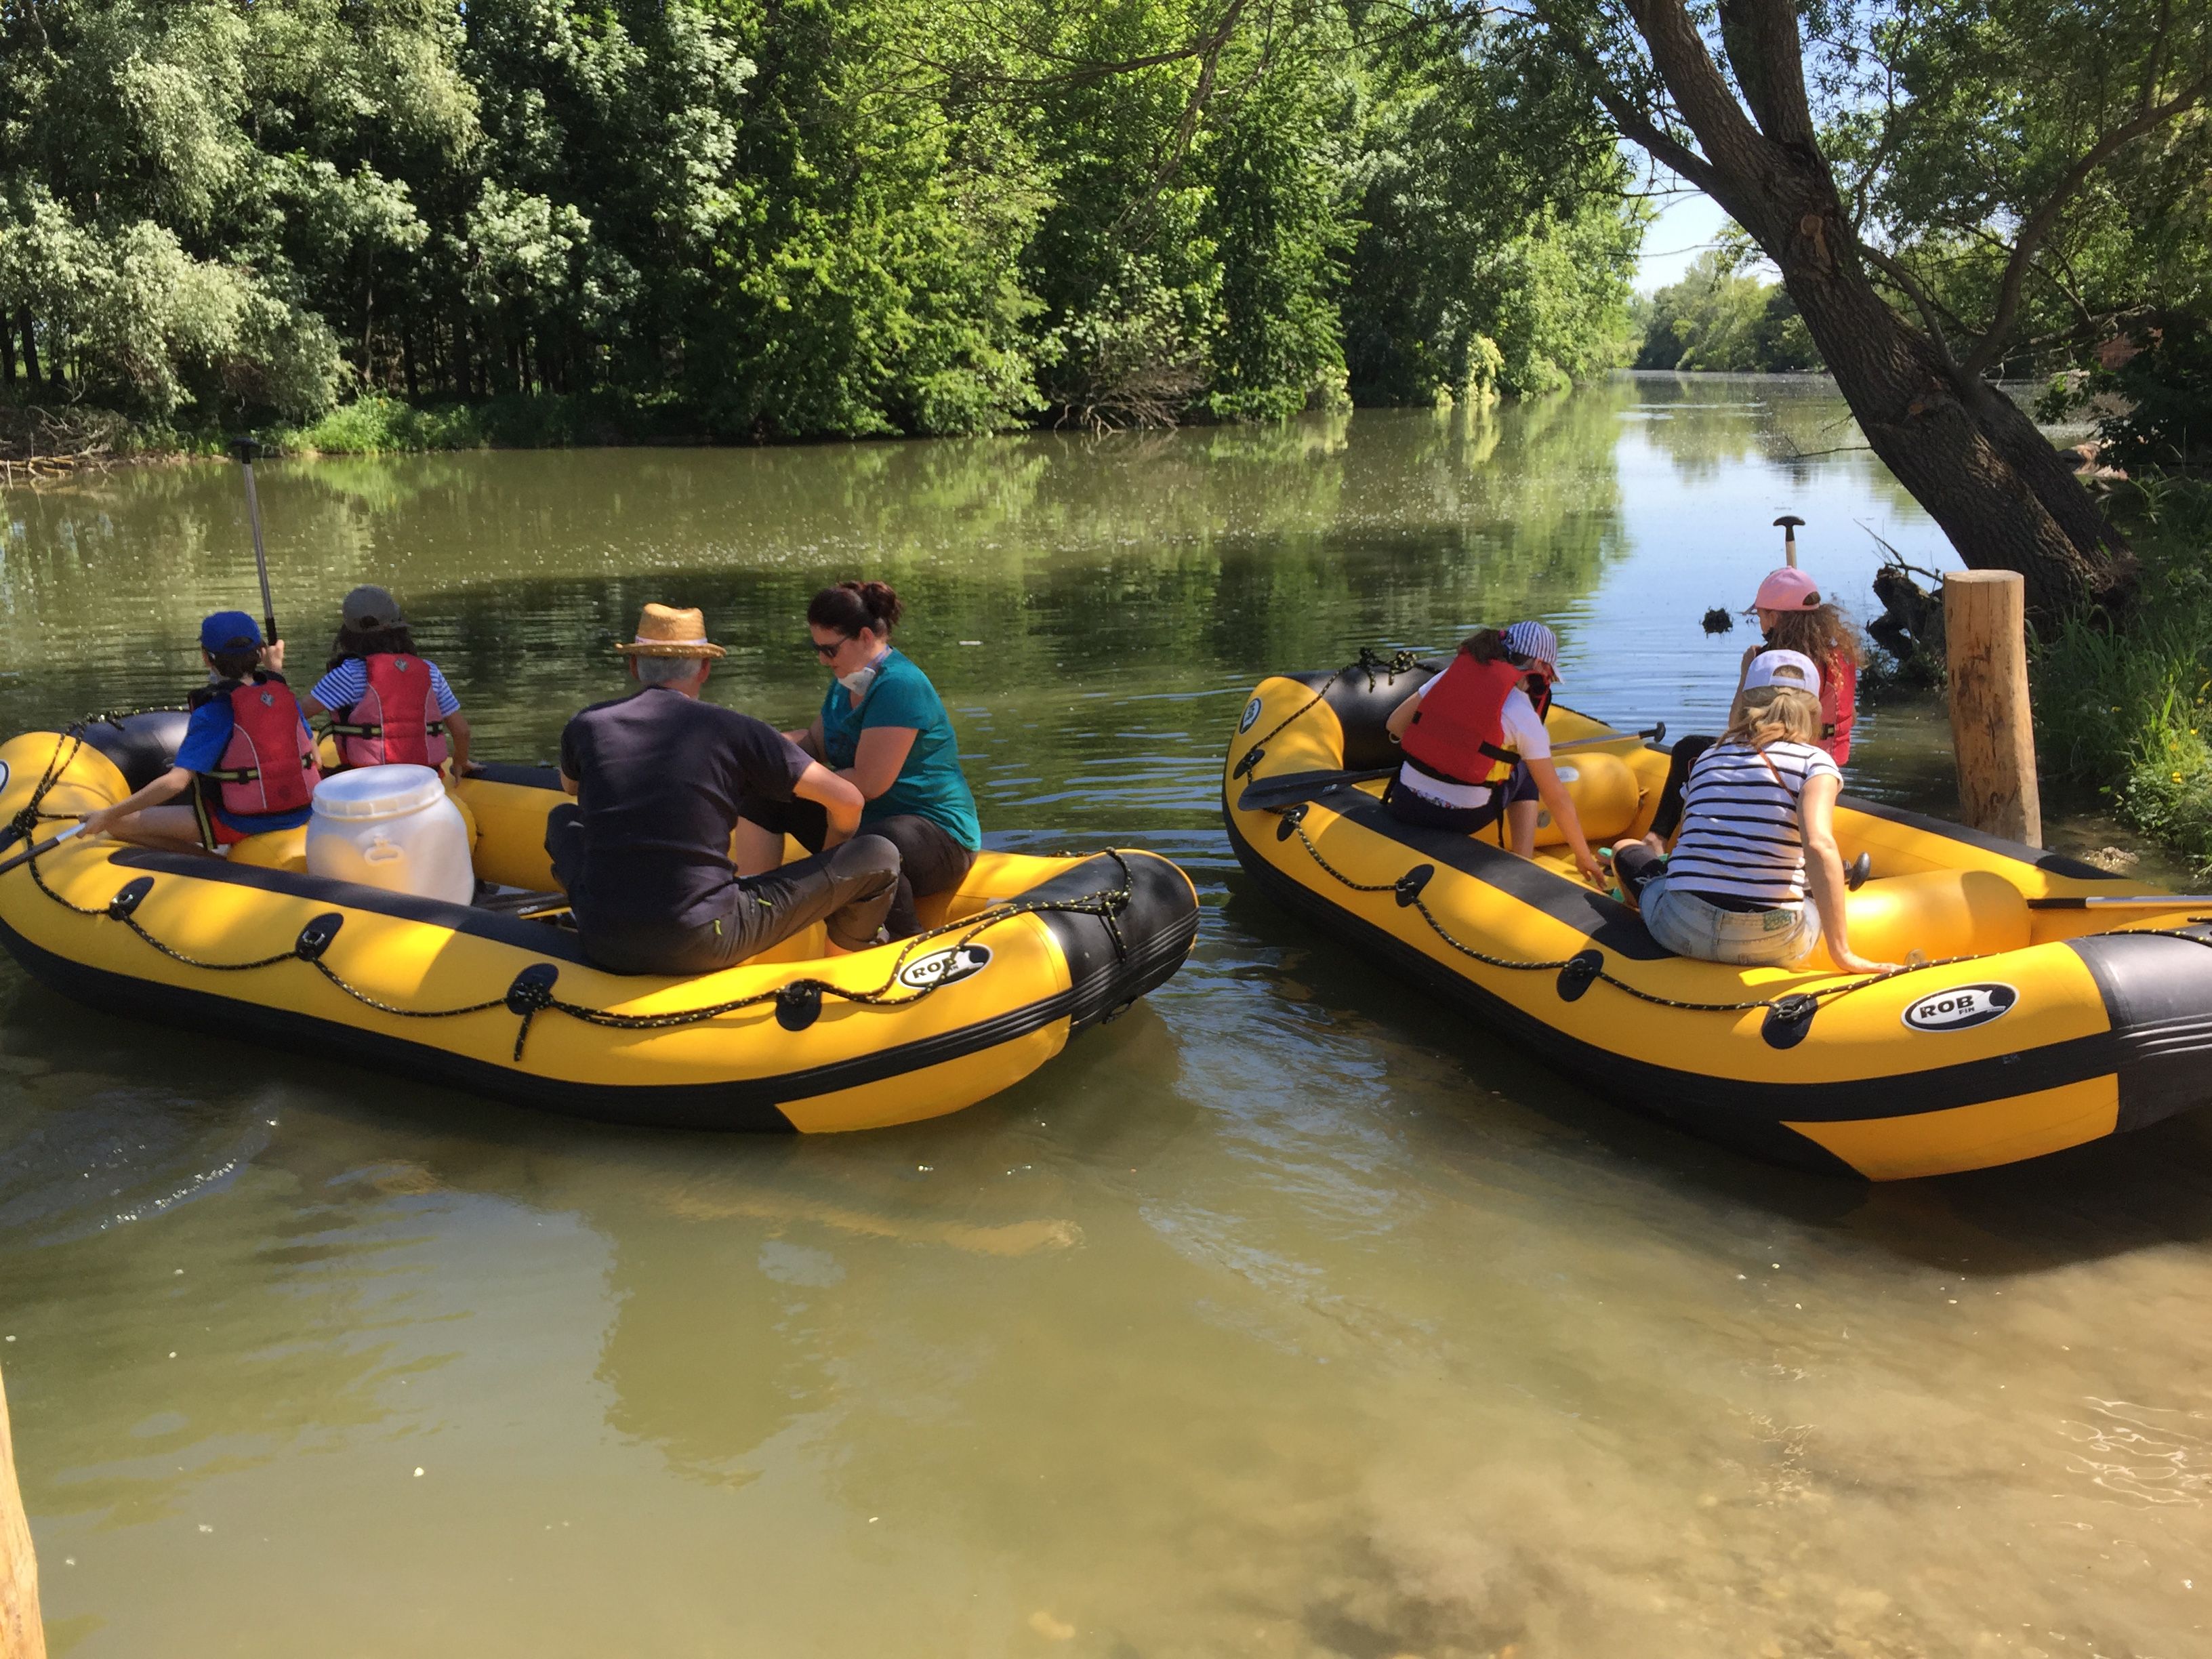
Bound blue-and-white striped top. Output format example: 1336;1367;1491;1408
1665;739;1840;907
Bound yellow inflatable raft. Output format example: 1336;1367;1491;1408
1225;653;2212;1180
0;712;1197;1132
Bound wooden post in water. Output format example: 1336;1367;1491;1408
1944;569;2042;847
1;1366;45;1659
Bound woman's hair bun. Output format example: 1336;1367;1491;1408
807;579;903;636
851;579;902;628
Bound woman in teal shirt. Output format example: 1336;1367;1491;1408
736;580;981;939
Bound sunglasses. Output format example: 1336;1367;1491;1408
807;635;851;658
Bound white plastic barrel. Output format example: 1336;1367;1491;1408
306;764;475;905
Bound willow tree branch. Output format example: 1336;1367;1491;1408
1962;67;2212;378
1715;0;1816;147
1860;243;1963;375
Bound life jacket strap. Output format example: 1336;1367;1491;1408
1403;744;1519;792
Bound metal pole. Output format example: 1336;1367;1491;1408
230;437;276;644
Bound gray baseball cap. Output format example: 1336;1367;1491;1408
342;585;404;629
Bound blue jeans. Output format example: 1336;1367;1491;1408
1638;872;1822;966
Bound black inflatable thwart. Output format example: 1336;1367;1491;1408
107;877;155;920
77;710;193;793
293;913;344;962
1275;802;1308;841
1762;993;1820;1049
1556;949;1603;1002
1393;865;1435;907
1232;745;1265;780
775;981;824;1032
505;961;559;1015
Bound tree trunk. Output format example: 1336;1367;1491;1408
1668;157;2129;615
1614;0;2135;616
18;314;39;392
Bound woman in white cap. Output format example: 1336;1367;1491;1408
1610;650;1895;972
1384;622;1603;884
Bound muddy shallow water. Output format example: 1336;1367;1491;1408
3;377;2207;1657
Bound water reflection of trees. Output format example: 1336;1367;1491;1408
1618;372;1922;516
0;394;1644;742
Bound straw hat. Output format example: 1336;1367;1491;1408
614;603;727;659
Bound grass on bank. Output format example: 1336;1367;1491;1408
2035;479;2212;877
1;389;699;468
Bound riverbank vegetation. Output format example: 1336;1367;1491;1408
2037;483;2212;874
1632;253;1820;374
0;0;1640;454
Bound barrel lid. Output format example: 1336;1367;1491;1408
311;763;446;821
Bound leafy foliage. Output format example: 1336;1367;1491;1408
0;0;1635;438
1633;252;1821;373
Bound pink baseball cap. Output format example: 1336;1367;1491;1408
1750;567;1824;612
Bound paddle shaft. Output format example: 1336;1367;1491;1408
231;438;276;643
0;823;81;879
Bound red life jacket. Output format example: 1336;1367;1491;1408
190;674;321;820
1401;651;1528;787
1820;655;1858;764
329;653;449;769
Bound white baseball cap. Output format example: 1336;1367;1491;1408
1742;648;1822;696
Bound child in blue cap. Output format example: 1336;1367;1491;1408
79;613;323;853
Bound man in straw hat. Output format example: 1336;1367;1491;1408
546;604;901;974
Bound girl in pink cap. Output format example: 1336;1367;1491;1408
1645;567;1866;847
1742;566;1862;765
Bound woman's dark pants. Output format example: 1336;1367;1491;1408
737;797;976;940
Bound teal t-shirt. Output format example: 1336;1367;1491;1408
819;648;982;849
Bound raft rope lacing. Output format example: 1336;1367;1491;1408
9;716;1140;1062
1243;655;2212;1021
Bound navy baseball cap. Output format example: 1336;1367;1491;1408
200;611;264;651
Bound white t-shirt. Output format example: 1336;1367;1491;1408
1396;676;1551;808
1664;739;1841;906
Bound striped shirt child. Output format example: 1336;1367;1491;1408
1662;739;1840;908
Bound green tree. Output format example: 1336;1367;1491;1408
1636;250;1820;371
1492;0;2212;611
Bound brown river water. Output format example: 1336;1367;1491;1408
2;377;2208;1656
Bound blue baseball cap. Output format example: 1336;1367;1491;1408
200;611;264;651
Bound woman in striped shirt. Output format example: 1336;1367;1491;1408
1610;651;1896;973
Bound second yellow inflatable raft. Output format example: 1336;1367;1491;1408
1225;653;2212;1180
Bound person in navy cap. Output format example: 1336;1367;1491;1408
79;612;321;853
